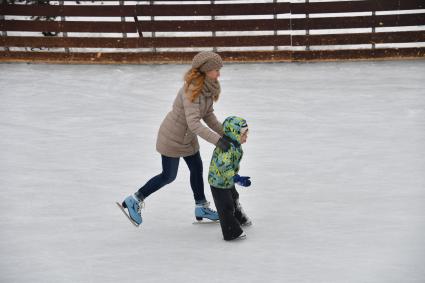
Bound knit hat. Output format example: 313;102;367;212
191;51;223;73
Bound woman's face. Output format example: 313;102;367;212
205;69;221;80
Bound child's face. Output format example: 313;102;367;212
240;130;248;144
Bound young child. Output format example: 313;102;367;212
208;116;252;241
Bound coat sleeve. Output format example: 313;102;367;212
203;103;224;136
183;93;221;145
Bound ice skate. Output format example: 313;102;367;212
194;201;219;222
117;194;144;227
236;232;247;240
239;213;252;227
236;200;252;227
226;232;247;241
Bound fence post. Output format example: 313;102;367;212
1;0;9;52
305;0;310;51
150;0;156;53
59;1;69;53
120;0;127;39
289;1;293;51
273;0;278;51
211;0;217;52
371;10;376;50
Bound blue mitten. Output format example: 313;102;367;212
233;174;251;187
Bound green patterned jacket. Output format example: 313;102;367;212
208;116;247;189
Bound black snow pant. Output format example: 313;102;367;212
210;185;247;241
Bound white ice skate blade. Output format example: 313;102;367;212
235;234;247;241
116;202;140;227
229;233;247;241
192;220;220;225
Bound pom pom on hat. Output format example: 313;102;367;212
191;51;223;73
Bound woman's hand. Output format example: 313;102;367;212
217;137;231;151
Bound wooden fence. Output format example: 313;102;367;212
1;0;424;63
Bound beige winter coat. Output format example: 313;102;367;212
156;86;224;158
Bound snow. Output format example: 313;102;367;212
1;60;425;283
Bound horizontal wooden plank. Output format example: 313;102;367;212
2;31;423;49
1;20;137;33
0;3;290;17
290;0;425;14
1;1;424;18
2;13;423;33
1;48;424;64
292;13;425;30
293;31;425;46
0;19;290;33
290;47;425;61
53;0;222;1
0;35;291;48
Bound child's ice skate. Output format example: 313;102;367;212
116;194;144;227
235;232;247;240
239;211;252;226
194;201;219;222
226;231;247;241
235;200;252;226
240;218;252;227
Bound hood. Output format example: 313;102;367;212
222;116;248;144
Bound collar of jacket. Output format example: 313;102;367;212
224;135;240;148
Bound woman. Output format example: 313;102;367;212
118;51;232;226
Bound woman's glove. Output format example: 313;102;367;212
217;136;231;151
233;174;251;187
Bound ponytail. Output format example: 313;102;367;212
184;68;205;102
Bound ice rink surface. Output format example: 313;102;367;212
1;60;424;283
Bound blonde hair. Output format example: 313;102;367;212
184;68;205;102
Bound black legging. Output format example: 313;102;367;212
136;151;206;204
